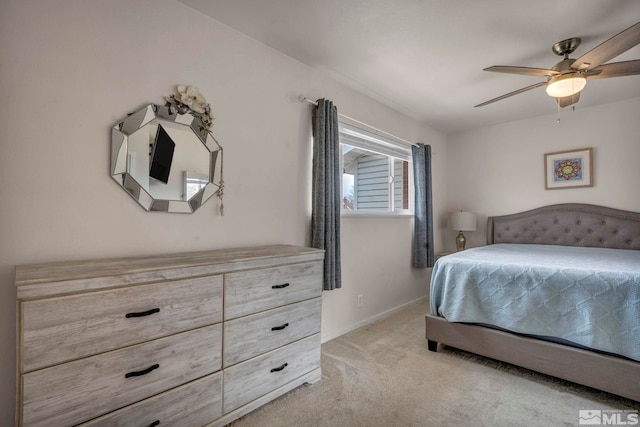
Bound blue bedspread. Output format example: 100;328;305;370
430;244;640;362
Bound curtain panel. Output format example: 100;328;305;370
412;144;434;268
311;99;342;290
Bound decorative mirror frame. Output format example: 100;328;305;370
111;88;223;214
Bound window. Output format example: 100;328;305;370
339;122;412;215
184;171;209;200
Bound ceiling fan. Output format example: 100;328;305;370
475;21;640;108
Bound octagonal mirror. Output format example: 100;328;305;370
111;104;221;213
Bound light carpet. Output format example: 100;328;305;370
228;302;638;426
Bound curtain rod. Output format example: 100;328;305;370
298;94;419;148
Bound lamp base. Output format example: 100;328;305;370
455;231;467;251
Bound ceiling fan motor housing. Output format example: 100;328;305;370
552;58;577;73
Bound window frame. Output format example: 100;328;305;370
339;122;414;218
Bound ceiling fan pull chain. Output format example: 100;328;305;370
557;100;561;123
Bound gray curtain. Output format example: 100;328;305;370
311;99;342;290
412;144;434;268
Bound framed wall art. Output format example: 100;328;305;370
544;147;593;190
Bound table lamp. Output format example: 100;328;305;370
449;211;477;251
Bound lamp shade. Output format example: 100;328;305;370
449;211;476;231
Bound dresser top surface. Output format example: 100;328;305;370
16;245;324;288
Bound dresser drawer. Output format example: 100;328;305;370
21;324;222;427
224;262;322;319
224;298;321;367
21;275;222;372
77;372;222;427
223;333;321;413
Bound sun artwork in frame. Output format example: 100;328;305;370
544;147;593;190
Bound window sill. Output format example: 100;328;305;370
341;212;414;219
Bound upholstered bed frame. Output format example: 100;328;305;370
425;203;640;401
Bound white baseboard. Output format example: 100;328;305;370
320;295;427;343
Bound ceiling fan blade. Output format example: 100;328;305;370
474;81;547;107
571;21;640;70
484;66;558;77
587;60;640;79
557;91;580;108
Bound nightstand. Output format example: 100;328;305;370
435;252;454;261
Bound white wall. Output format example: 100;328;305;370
444;97;640;251
0;0;445;422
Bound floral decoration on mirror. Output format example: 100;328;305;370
165;85;215;132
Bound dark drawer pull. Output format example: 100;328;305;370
270;363;288;373
272;283;290;289
125;363;160;378
126;308;160;318
271;323;289;331
148;421;160;427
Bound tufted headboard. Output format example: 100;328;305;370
487;203;640;251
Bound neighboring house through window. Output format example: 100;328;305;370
339;122;412;216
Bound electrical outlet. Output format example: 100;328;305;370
357;294;363;307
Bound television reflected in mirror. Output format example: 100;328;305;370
149;124;175;184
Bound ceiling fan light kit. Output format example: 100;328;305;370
475;22;640;109
545;73;587;97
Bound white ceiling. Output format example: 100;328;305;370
178;0;640;134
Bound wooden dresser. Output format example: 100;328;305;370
15;245;324;427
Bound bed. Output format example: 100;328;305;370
425;203;640;401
